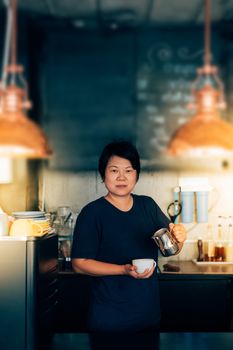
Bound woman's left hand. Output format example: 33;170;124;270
124;263;156;279
169;223;186;243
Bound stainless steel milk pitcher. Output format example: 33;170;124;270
151;228;179;256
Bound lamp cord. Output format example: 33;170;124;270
10;0;17;67
204;0;211;66
1;2;12;86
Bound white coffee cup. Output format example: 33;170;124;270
132;258;156;274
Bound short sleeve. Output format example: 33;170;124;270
146;196;170;231
71;204;101;259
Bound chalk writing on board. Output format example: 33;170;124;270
136;38;204;160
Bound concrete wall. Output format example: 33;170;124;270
1;156;233;263
39;166;233;262
0;160;29;214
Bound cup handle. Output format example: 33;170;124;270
32;222;43;235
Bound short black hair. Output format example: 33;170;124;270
98;140;141;181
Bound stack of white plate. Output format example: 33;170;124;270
12;211;46;220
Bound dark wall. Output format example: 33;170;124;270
33;25;137;170
13;16;233;170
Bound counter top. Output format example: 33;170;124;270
0;231;57;241
158;260;233;275
59;260;233;276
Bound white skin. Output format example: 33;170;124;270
72;155;186;278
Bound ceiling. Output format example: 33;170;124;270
1;0;233;28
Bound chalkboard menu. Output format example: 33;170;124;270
136;28;222;166
33;24;223;170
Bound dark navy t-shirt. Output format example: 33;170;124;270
71;194;170;331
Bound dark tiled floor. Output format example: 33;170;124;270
45;332;159;350
44;332;233;350
49;333;90;350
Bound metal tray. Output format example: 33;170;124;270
192;259;233;265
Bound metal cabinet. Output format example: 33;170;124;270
0;234;58;350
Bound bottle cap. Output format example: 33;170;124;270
173;186;181;193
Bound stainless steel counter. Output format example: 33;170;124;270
0;232;58;350
0;230;55;241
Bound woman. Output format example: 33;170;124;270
71;140;186;333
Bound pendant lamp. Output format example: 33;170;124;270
0;0;52;158
167;0;233;157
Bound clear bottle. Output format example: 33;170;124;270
206;224;215;261
214;216;225;261
225;216;233;262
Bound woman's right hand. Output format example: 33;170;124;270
124;264;156;279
